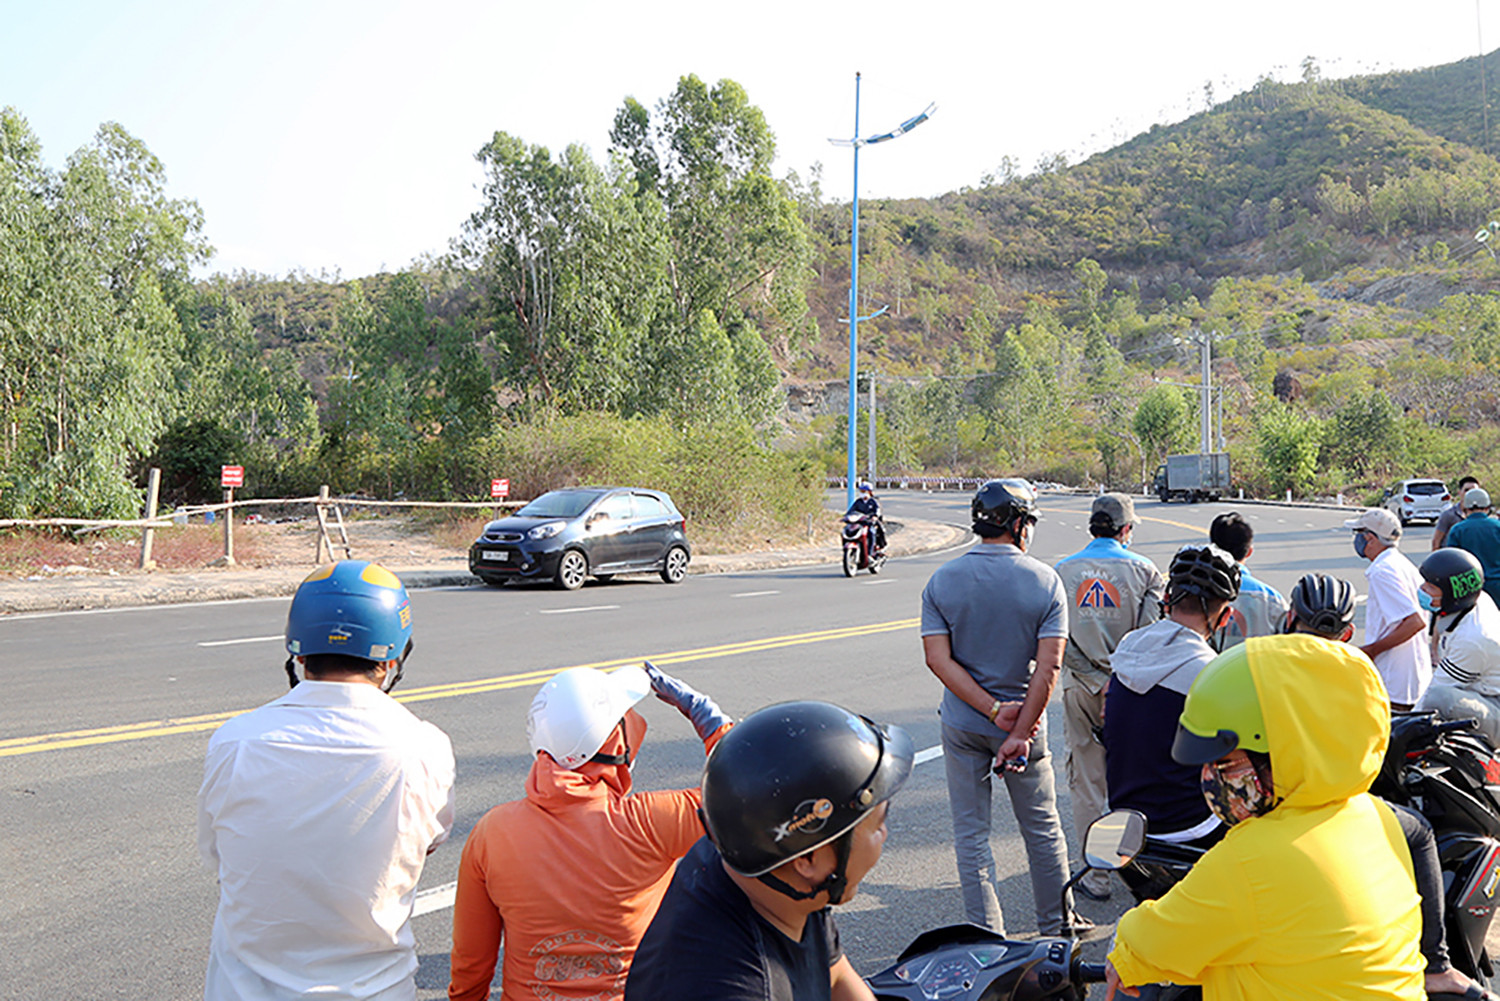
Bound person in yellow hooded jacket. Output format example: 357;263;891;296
1104;633;1425;1000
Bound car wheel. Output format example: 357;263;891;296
555;550;588;590
660;545;689;584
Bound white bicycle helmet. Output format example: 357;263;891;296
528;665;651;769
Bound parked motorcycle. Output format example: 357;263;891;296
866;810;1143;1001
842;513;886;577
1371;711;1500;986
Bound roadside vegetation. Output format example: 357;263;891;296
7;53;1500;546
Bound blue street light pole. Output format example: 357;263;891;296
831;74;935;508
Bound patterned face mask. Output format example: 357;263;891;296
1200;750;1279;827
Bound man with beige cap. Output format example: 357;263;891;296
1053;492;1165;900
1346;507;1432;709
1444;487;1500;608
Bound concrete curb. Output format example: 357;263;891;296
0;518;973;615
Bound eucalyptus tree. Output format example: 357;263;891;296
610;75;812;425
460;133;667;416
0;112;208;517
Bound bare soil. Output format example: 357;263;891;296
0;510;844;579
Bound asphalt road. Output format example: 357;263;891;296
0;491;1388;999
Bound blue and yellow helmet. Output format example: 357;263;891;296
285;561;413;663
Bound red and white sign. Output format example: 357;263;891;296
221;465;245;488
490;478;510;499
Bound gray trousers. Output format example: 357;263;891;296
1061;674;1110;894
942;717;1074;935
1420;683;1500;750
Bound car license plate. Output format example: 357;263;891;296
482;550;509;562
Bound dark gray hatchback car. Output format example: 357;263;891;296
468;486;691;590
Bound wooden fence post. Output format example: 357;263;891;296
315;485;331;564
139;467;160;570
222;487;235;565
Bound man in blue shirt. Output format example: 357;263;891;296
1446;487;1500;608
1054;493;1165;900
1210;511;1288;649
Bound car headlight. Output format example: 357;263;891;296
529;521;566;540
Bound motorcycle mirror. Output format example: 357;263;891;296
1083;809;1147;871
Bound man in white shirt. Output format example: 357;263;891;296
199;561;456;1001
1417;548;1500;748
1346;508;1432;710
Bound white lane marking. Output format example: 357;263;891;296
414;881;456;917
198;635;283;648
862;579;898;585
733;590;781;598
412;742;949;916
539;605;620;615
1355;594;1368;605
1304;523;1315;528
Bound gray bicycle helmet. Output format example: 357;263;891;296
1167;544;1241;604
1286;573;1357;638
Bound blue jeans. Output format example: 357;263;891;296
942;717;1073;934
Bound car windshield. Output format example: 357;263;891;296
1408;482;1447;495
516;489;604;519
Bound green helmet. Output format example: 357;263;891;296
1172;642;1269;765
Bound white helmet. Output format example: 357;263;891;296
528;665;651;769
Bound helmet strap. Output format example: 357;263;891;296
1442;605;1475;635
589;721;631;767
284;657;300;689
757;830;854;905
380;638;414;694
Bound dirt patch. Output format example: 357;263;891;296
0;510;846;580
0;516;465;579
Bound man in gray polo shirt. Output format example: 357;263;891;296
921;478;1078;935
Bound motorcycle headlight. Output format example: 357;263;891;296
528;521;566;540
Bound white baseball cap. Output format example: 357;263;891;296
1343;507;1402;544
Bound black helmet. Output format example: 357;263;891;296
1420;548;1486;616
1167;544;1241;603
1287;573;1356;638
972;479;1038;533
701;701;913;902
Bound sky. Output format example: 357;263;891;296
5;0;1498;279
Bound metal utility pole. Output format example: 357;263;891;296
1200;332;1213;454
830;75;934;507
867;375;877;485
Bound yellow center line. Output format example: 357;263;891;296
1;618;920;757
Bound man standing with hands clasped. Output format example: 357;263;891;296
921;478;1082;936
1347;507;1432;711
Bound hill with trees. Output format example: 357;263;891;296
7;52;1500;528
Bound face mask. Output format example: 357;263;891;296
1352;532;1370;559
1419;590;1439;613
1201;751;1278;827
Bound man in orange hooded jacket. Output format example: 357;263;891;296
447;662;732;1001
